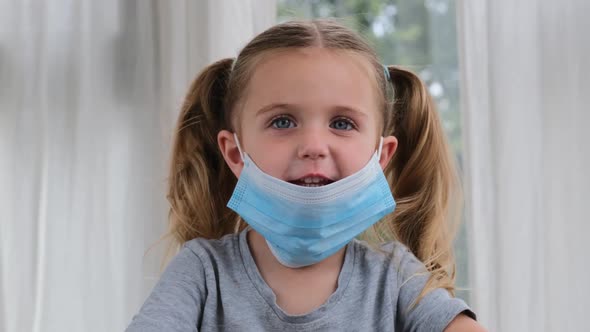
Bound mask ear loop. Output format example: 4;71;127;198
233;133;245;162
377;136;384;160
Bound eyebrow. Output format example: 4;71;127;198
256;103;291;116
255;103;369;118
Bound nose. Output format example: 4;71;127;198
296;128;329;160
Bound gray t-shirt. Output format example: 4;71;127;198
126;228;475;331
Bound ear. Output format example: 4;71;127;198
217;130;244;178
379;135;398;170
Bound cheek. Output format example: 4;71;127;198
256;157;289;179
344;154;371;175
247;143;290;178
337;141;376;176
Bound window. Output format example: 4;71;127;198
278;0;470;304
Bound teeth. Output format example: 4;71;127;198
302;177;323;184
295;176;329;187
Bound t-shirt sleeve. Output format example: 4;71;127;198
393;245;476;332
126;244;206;332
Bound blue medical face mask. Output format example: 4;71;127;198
227;134;396;268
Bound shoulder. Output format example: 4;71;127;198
126;236;238;332
182;232;241;267
351;239;425;279
184;232;239;255
153;232;242;298
349;238;431;303
352;238;416;259
177;232;244;280
352;240;477;331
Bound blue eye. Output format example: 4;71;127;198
271;116;296;129
330;118;355;131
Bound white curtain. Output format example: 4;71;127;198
0;1;276;331
457;0;590;331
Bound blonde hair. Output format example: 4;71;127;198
159;19;462;305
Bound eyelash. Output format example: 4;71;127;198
269;115;296;129
267;115;358;131
330;116;357;131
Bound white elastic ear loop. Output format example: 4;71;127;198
377;136;384;159
233;133;245;162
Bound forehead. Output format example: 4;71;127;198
240;47;380;117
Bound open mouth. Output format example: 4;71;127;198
289;176;334;187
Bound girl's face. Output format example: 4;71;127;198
219;47;397;184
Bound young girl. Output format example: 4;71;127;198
127;19;485;331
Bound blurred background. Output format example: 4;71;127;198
1;0;588;331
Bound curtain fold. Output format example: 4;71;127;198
457;0;590;331
0;1;276;331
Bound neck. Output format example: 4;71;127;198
246;228;347;315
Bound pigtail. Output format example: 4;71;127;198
380;65;462;301
146;20;464;297
158;58;243;268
